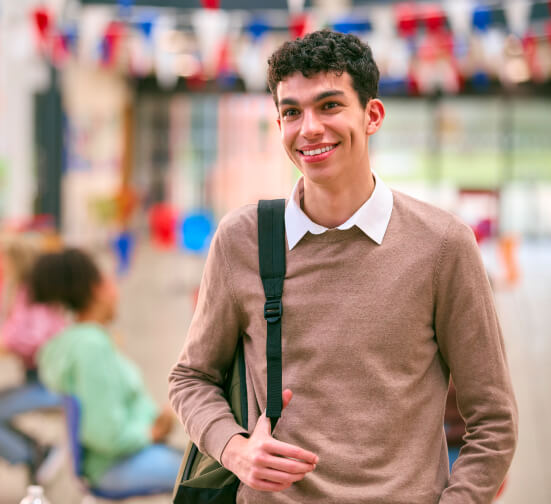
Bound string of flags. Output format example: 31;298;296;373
24;1;551;95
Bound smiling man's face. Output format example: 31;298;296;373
277;71;380;189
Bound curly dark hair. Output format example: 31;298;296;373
267;29;380;108
30;248;101;312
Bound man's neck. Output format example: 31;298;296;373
301;170;376;229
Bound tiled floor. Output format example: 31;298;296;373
1;239;550;503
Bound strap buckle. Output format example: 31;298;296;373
264;298;282;323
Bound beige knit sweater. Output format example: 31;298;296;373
169;190;517;504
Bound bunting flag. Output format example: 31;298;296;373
153;16;179;89
421;3;447;34
246;17;271;41
18;1;551;95
101;21;125;67
472;5;492;32
238;40;268;92
289;13;310;39
31;6;53;53
443;0;475;37
287;0;305;15
333;17;372;35
191;8;230;78
51;31;72;67
395;2;419;38
504;0;532;36
201;0;220;9
79;7;113;64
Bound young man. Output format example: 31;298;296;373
169;30;517;503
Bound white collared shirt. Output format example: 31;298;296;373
285;171;394;250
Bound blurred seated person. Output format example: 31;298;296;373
0;234;66;482
30;248;181;493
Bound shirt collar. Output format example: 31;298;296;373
285;171;394;250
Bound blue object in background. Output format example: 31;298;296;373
112;231;135;275
332;17;372;35
181;212;214;253
247;17;271;41
136;12;156;42
472;71;491;92
472;5;491;32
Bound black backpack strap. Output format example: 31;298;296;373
258;199;286;432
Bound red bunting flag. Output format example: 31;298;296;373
422;4;446;34
395;2;418;39
31;6;52;51
289;13;309;39
102;21;125;67
51;32;71;67
201;0;220;9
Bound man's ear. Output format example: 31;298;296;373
365;99;385;136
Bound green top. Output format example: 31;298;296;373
38;323;158;484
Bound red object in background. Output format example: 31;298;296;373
395;2;418;38
472;218;493;244
406;66;420;95
149;203;177;249
201;0;220;9
289;13;309;39
216;39;233;76
522;31;543;82
32;7;51;39
31;6;52;50
51;32;71;67
422;4;446;34
102;21;125;67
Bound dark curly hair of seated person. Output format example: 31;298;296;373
267;29;380;109
29;248;101;312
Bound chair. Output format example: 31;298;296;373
63;396;170;502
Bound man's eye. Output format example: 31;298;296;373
323;102;340;110
282;108;299;118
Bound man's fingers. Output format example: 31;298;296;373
265;438;319;465
282;388;293;410
248;478;293;492
250;467;308;485
263;454;316;475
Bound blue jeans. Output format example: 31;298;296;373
94;444;182;495
0;380;61;465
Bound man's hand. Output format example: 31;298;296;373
221;389;318;492
151;404;175;442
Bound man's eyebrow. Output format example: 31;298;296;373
278;89;345;108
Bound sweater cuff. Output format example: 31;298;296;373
200;417;249;464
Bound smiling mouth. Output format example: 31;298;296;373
298;143;339;157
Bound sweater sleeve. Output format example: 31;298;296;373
72;335;157;457
168;222;247;463
434;221;518;503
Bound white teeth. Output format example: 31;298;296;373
302;145;335;156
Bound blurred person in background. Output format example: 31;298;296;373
169;30;517;503
30;248;181;494
0;234;67;482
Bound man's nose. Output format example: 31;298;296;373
300;109;324;138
